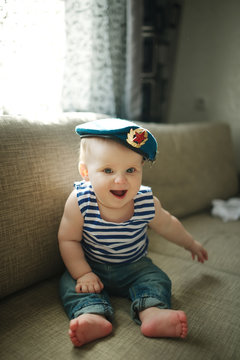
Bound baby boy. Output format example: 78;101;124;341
58;119;208;347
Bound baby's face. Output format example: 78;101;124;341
85;138;143;213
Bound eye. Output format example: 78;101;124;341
126;167;135;173
103;168;113;174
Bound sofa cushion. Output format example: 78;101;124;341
149;212;240;276
142;122;238;217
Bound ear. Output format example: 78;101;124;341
79;162;89;181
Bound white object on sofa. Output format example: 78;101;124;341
212;198;240;222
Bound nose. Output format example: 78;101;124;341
114;173;127;185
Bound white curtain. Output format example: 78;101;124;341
62;0;143;120
0;0;142;120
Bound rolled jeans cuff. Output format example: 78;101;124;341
131;296;169;325
74;303;114;323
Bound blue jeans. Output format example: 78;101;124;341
59;256;171;325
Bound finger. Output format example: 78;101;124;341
81;284;89;293
93;283;101;293
75;283;81;293
199;253;205;263
87;284;95;293
199;250;208;263
94;280;104;293
98;280;104;291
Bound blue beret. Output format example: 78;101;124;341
75;118;157;161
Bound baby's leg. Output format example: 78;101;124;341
60;271;114;346
139;307;188;339
69;314;113;347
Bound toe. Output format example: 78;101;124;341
69;318;78;331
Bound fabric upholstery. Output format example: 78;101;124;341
142;122;238;217
0;214;239;359
0;113;239;360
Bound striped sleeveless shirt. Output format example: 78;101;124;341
74;180;155;264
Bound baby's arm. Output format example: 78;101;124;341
58;190;104;293
149;196;208;263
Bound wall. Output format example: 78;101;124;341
168;0;240;171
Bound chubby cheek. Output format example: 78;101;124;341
131;175;142;192
90;177;110;197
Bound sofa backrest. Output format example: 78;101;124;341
142;121;238;217
0;115;238;298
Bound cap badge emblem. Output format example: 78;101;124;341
127;128;148;148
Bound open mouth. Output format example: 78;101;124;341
110;190;127;199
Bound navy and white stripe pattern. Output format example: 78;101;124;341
74;181;155;264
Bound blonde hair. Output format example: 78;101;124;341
79;138;88;164
79;136;145;167
79;137;110;164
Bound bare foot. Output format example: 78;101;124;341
69;313;113;347
139;307;188;339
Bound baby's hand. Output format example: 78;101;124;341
75;272;104;293
186;240;208;264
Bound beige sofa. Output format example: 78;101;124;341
0;113;239;360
